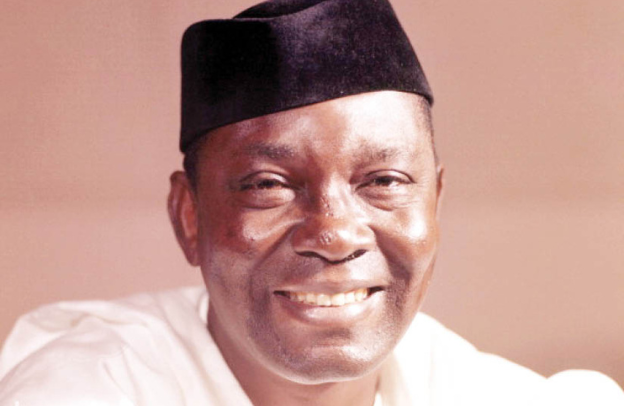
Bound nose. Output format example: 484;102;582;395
291;194;375;263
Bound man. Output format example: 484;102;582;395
0;0;622;405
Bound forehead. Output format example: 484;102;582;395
202;91;431;161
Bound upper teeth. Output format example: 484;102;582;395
286;288;369;307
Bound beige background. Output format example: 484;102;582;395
1;0;622;386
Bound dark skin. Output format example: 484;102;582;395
168;91;444;406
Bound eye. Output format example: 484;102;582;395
357;171;415;209
241;178;287;190
237;172;296;208
359;172;412;189
368;175;406;187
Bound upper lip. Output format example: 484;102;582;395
274;280;385;295
271;257;387;294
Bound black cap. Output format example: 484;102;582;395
180;0;433;152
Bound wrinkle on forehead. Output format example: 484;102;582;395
207;91;432;161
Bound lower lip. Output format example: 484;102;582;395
273;290;383;326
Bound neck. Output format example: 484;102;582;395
208;307;381;406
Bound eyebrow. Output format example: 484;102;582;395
240;142;297;160
237;141;410;164
355;145;407;164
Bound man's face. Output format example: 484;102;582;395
171;91;442;384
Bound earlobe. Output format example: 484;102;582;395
168;171;200;266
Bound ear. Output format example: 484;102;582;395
435;164;445;220
168;171;200;266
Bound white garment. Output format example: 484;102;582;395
0;286;621;406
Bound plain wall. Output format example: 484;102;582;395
1;0;622;385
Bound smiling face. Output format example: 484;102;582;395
169;91;442;386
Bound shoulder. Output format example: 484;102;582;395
0;286;208;405
391;313;624;405
536;369;624;406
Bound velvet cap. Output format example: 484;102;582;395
180;0;433;153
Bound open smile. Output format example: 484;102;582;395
273;286;384;326
275;287;383;307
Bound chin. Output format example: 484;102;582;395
246;295;416;385
259;339;392;385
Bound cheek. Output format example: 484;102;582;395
377;206;438;316
201;200;297;255
379;207;439;271
196;204;298;295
